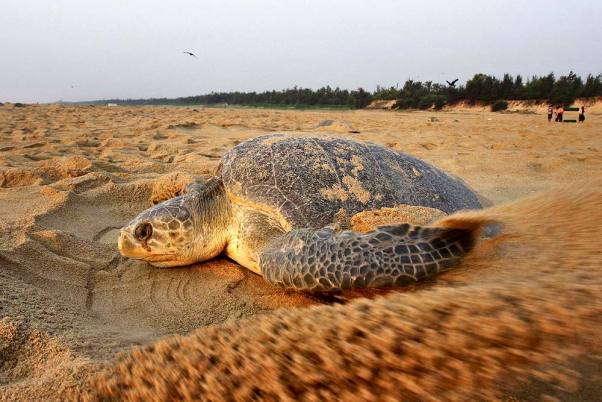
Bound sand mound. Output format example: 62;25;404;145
351;204;447;231
314;119;359;133
366;100;397;110
148;172;196;204
0;168;43;188
0;318;92;401
0;156;92;188
78;181;602;401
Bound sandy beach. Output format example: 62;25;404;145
1;103;601;400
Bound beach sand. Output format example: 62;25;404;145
0;103;600;400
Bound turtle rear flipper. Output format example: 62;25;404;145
259;223;477;291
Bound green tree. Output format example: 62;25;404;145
550;71;583;105
579;74;602;97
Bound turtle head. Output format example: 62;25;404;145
118;178;231;267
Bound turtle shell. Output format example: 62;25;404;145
220;134;481;229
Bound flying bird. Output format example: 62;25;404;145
446;79;459;87
183;51;197;58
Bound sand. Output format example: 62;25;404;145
0;103;600;400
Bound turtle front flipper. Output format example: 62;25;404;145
259;223;477;291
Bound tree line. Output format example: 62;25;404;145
373;71;602;110
85;71;601;110
89;87;371;109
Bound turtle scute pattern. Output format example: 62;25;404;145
260;223;475;291
220;134;482;229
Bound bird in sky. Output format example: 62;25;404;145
183;51;197;58
446;79;459;87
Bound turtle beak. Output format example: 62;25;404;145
117;228;141;258
118;227;180;267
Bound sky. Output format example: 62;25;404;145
1;0;601;103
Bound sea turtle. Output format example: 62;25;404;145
118;134;482;291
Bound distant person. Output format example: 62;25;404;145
579;106;585;123
547;105;553;122
556;106;564;122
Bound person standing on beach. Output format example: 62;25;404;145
557;106;564;122
547;105;553;122
579;106;586;123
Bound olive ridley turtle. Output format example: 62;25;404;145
118;134;482;291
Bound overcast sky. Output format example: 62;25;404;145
1;0;601;103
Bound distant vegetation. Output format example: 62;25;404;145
85;87;372;109
373;71;602;110
81;71;601;110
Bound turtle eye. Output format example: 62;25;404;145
134;222;153;242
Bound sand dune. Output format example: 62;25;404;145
366;97;602;114
0;104;600;400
